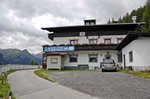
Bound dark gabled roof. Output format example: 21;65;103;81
41;23;145;32
116;32;150;50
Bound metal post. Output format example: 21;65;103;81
8;91;12;99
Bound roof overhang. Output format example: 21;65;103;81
116;32;150;50
41;23;145;32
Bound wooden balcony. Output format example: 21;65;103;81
75;44;118;51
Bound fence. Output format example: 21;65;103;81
0;64;42;76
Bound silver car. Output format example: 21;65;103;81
102;59;117;72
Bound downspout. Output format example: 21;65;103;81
135;23;140;32
135;22;145;32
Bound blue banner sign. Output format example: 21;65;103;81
44;46;75;52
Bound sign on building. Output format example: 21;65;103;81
44;46;75;52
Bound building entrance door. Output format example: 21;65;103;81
123;54;126;69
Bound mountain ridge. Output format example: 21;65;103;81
33;52;43;59
0;48;42;65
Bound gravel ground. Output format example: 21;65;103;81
46;71;150;99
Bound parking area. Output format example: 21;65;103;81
46;71;150;99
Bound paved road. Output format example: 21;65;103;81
46;71;150;99
8;70;98;99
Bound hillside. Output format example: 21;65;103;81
33;52;43;59
0;49;42;65
0;53;6;65
108;1;150;32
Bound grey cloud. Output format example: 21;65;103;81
0;31;51;53
0;0;147;53
82;0;146;23
2;0;146;23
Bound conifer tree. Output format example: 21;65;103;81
30;60;34;65
107;19;111;24
111;17;115;23
125;13;130;23
122;16;126;23
34;60;38;65
118;17;122;23
142;2;150;32
136;7;145;22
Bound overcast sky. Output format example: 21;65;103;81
0;0;147;54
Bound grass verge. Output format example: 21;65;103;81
0;69;17;99
34;69;56;82
34;69;90;82
119;69;150;79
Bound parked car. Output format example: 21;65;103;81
102;59;117;72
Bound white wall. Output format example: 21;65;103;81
64;50;119;69
47;56;61;70
53;35;126;45
122;37;150;70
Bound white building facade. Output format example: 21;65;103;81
53;35;126;45
42;20;146;70
116;32;150;71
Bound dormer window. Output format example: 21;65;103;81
84;19;96;25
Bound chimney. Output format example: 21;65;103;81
132;16;137;23
84;19;96;25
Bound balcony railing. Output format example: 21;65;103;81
75;44;118;50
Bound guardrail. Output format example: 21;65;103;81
0;64;42;76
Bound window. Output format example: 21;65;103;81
129;51;133;62
89;54;98;62
90;22;95;25
51;58;58;64
85;22;90;25
103;59;115;64
89;39;97;44
85;22;95;25
104;38;111;44
117;38;123;44
118;53;122;62
70;40;78;45
69;55;78;62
